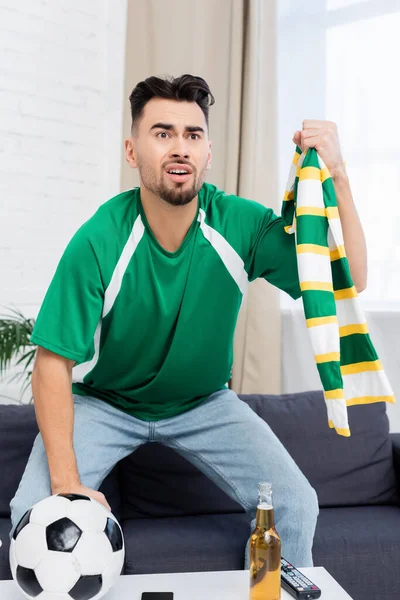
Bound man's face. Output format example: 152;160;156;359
125;98;212;207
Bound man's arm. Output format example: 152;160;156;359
31;346;111;510
31;346;80;492
333;169;368;293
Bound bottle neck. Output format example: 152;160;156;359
256;504;275;530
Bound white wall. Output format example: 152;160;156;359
0;0;127;403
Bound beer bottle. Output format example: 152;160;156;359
249;482;281;600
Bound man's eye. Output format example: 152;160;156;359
156;132;200;139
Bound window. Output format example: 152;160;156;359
278;0;400;310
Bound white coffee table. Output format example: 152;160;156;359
1;567;353;599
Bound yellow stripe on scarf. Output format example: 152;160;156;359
283;190;295;201
339;323;369;337
307;316;338;327
328;420;351;437
326;207;339;219
297;207;325;217
340;360;383;375
315;352;341;363
297;244;330;256
346;395;396;406
300;281;334;292
334;286;358;300
325;389;345;400
330;245;346;261
298;166;320;180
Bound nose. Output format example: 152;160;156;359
170;136;190;159
171;151;189;159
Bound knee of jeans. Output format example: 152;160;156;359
9;491;31;531
292;482;319;523
9;497;20;528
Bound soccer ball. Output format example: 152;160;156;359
9;493;125;600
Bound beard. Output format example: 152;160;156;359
137;160;205;207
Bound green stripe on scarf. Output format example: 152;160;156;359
340;334;379;365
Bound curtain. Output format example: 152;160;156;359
120;0;282;394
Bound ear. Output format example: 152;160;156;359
125;138;138;169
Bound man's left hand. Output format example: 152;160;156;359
292;120;346;179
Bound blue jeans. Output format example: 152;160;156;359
9;389;319;568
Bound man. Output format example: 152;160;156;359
9;74;367;569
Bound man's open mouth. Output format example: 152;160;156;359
165;169;192;183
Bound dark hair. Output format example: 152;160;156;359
129;74;215;135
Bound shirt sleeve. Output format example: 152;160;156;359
30;228;104;364
245;206;302;300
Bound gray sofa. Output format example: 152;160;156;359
0;390;399;600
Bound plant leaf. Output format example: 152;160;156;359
0;306;35;398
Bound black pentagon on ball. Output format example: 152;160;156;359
16;565;43;597
13;507;33;540
69;574;103;600
104;517;123;552
57;493;91;502
46;517;82;551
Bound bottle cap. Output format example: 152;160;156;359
258;482;272;492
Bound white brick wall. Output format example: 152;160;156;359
0;0;127;402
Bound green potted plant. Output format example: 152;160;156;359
0;306;36;403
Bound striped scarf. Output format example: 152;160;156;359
282;145;395;437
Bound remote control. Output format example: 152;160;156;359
281;557;321;599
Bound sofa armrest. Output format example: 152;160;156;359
391;433;400;483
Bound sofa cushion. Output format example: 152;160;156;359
313;506;400;600
122;512;251;575
241;391;399;507
0;404;121;519
0;405;39;517
0;518;12;580
118;442;245;520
